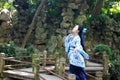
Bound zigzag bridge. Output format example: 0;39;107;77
0;51;110;80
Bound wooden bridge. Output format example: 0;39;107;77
0;51;110;80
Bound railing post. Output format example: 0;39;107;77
103;52;110;80
43;50;47;67
59;57;66;77
55;52;59;74
32;54;40;80
68;74;76;80
0;53;5;78
96;71;103;80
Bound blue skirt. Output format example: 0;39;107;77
69;64;87;80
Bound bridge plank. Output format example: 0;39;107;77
3;61;103;80
86;61;103;67
3;70;62;80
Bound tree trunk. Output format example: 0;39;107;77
92;0;104;15
21;0;46;48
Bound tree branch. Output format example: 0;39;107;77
92;0;103;15
21;0;46;48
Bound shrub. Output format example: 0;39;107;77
0;41;35;57
109;60;120;78
0;41;16;57
93;44;111;56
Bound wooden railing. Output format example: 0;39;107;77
0;51;66;80
0;51;110;80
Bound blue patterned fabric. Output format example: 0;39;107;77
64;34;89;68
65;34;89;80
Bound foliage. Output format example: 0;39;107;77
109;50;120;77
84;0;120;58
0;41;36;57
93;44;120;77
93;44;111;56
109;60;120;77
15;45;35;57
86;0;97;14
93;44;120;78
90;13;115;26
0;41;16;57
0;0;15;10
84;13;116;38
47;0;61;16
102;1;120;14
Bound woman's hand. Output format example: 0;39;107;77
74;48;78;53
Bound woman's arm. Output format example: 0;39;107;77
74;36;89;59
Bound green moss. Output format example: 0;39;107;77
74;15;86;24
0;73;5;78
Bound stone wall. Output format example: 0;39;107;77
0;9;12;43
34;0;89;56
0;0;90;56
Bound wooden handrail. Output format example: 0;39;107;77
4;58;32;64
3;57;55;61
4;64;31;68
42;66;67;80
86;73;97;80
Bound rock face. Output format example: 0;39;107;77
35;0;89;56
0;0;88;56
0;10;12;43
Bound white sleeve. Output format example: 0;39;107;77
75;36;83;50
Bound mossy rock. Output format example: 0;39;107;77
60;21;71;28
115;37;120;43
47;36;58;53
74;15;86;24
63;16;73;22
68;3;79;9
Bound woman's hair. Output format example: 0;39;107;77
78;25;86;51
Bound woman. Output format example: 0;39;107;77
64;25;89;80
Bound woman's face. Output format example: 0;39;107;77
72;25;79;34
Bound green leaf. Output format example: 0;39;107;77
110;8;120;13
3;2;10;9
109;1;120;13
29;0;36;4
102;8;108;14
